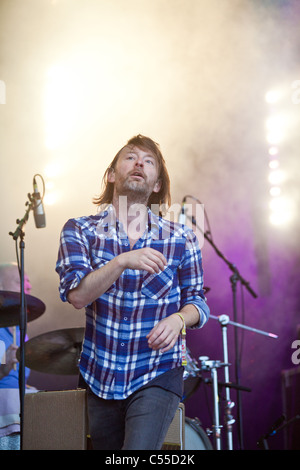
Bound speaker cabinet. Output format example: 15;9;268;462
162;403;185;450
23;389;88;450
23;389;185;450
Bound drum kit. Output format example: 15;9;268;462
0;291;83;376
1;290;278;451
182;313;278;450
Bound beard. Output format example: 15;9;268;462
116;176;153;204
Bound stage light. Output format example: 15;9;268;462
44;162;64;179
268;169;285;186
265;85;298;228
269;196;295;226
266;114;285;132
266;131;283;145
269;159;279;169
269;197;284;211
269;186;281;197
43;192;59;206
268;146;279;156
269;212;289;226
44;64;81;150
265;114;286;145
265;89;282;104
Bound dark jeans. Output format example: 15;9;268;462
87;385;180;450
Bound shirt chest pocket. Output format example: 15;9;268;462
141;265;178;300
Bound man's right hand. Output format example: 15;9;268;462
118;247;167;274
68;247;167;309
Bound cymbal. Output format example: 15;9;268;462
17;327;85;375
0;290;46;328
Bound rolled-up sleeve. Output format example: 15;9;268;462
56;219;93;302
179;230;210;328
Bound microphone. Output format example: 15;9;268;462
178;198;186;225
33;176;46;228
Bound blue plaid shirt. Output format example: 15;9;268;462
56;205;209;399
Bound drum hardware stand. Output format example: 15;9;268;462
211;313;278;450
187;212;260;449
198;356;230;450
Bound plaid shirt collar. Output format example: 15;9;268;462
96;203;161;241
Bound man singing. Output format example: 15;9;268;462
56;134;209;450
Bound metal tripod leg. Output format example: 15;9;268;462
220;315;234;451
199;357;228;450
211;364;222;450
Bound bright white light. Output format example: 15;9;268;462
269;146;279;156
44;161;64;178
268;169;285;185
45;181;54;190
269;197;285;211
266;131;284;145
269;186;281;197
266;114;285;144
43;192;59;206
269;213;289;226
43;49;142;150
269;159;279;169
265;89;282;104
44;65;80;149
269;196;295;226
266;114;285;131
265;114;287;142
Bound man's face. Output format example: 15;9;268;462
108;145;161;202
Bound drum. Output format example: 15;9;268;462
182;348;202;402
185;417;213;450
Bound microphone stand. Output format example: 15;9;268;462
9;192;35;450
187;214;258;449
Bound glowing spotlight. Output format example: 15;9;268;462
269;159;279;169
269;197;285;211
266;114;286;132
266;132;284;145
269;213;289;226
44;64;82;150
44;162;64;178
269;196;295;226
45;181;54;190
268;169;285;185
43;193;57;205
265;89;282;104
265;114;286;145
269;146;279;156
269;186;281;197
